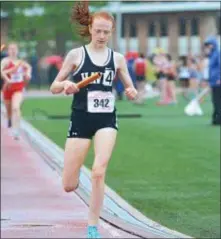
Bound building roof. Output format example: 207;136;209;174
99;2;220;14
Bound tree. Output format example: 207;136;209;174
1;1;108;56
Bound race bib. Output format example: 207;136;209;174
11;67;23;83
87;91;115;113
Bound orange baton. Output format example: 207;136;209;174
76;72;101;89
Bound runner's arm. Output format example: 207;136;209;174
117;54;135;88
50;50;77;94
0;58;11;83
22;61;32;80
116;53;137;100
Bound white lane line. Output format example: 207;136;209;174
100;221;122;238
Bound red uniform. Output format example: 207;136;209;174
134;58;146;76
3;61;27;100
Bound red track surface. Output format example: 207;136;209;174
1;125;138;238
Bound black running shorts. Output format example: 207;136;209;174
67;109;118;139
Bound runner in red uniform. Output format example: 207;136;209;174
1;42;32;139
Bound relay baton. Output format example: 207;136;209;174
76;72;101;89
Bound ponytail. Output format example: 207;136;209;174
71;1;115;38
71;1;91;37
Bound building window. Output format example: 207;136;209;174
121;16;125;38
191;17;199;36
160;18;168;37
130;21;137;37
121;16;136;38
179;17;186;36
149;21;156;37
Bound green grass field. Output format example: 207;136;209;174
22;95;220;238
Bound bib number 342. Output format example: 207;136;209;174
88;91;115;113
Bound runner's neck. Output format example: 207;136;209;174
87;42;107;53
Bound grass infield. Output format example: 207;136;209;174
22;95;220;238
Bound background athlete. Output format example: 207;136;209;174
1;42;32;139
50;2;137;238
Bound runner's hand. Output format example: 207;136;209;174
24;72;31;82
3;80;12;91
5;79;12;85
125;87;137;100
63;81;79;95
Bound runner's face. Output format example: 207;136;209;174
8;44;18;58
90;18;113;47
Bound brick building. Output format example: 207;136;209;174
1;2;220;59
102;2;220;58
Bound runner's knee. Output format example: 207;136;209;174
63;181;79;192
92;159;108;181
12;107;20;114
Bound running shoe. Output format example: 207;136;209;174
87;226;101;238
7;119;12;128
12;129;20;140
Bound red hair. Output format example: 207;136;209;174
71;1;115;38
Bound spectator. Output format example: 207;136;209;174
165;54;177;104
153;48;170;105
188;57;200;99
198;55;209;88
178;56;190;100
48;64;59;85
134;53;147;104
204;36;221;126
30;54;39;86
127;56;136;87
113;76;124;100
